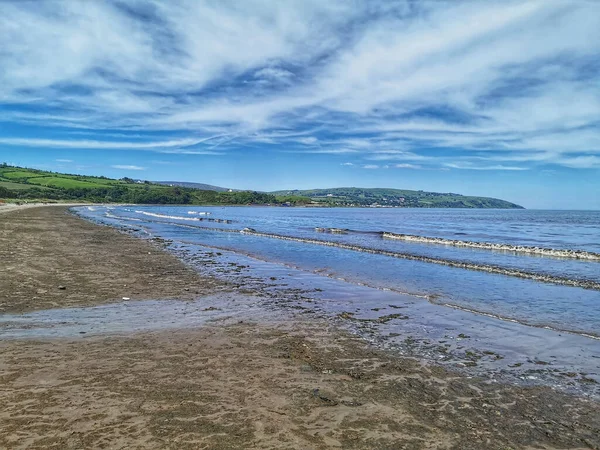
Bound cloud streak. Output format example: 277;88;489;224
111;165;146;171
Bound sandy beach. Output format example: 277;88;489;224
1;206;599;449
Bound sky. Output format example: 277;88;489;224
1;0;599;209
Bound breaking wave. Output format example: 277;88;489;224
382;232;600;261
238;229;600;291
134;211;232;223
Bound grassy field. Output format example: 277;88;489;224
26;177;110;189
0;165;280;205
0;180;39;190
0;169;126;188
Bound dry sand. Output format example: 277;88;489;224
0;206;226;314
0;206;599;449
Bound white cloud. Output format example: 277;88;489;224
298;137;318;145
254;67;295;84
340;162;354;166
303;148;358;154
0;0;599;171
0;137;222;151
367;151;432;162
55;159;74;163
445;163;528;171
362;164;379;169
111;165;146;171
393;163;421;169
556;156;600;169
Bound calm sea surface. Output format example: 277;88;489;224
77;206;600;337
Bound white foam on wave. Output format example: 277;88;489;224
105;212;142;221
134;211;232;224
135;210;203;221
382;232;600;261
188;211;211;215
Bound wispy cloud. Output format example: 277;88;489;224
444;163;528;171
0;137;222;152
111;165;146;171
393;164;421;169
0;0;598;171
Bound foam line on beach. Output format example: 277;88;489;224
381;232;600;261
171;223;241;233
238;229;600;291
134;210;233;224
434;301;600;340
105;212;142;221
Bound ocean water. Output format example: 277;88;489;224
77;206;600;338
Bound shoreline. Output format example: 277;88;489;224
0;201;89;215
1;205;599;449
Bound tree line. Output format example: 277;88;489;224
0;184;311;206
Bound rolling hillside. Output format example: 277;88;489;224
0;166;286;205
271;187;523;208
155;181;231;192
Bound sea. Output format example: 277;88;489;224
22;206;600;394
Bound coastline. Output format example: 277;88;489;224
1;205;599;449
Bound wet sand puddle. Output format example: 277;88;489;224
0;293;278;340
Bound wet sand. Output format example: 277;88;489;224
1;206;599;449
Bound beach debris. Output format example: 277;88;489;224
340;400;364;407
312;388;338;406
58;285;66;290
122;297;130;300
203;306;221;311
338;311;355;320
375;313;409;323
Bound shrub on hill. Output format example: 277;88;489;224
0;186;14;198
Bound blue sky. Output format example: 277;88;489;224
1;0;599;209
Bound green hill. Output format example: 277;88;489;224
0;165;295;205
155;181;230;192
270;187;523;209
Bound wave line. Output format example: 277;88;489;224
382;232;600;261
239;229;600;291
